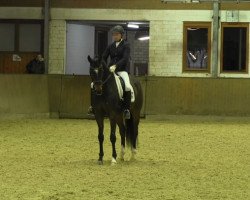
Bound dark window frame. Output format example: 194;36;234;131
0;19;44;54
182;22;211;73
94;27;108;57
220;22;249;74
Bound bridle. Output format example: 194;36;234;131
93;72;113;96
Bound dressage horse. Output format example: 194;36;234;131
87;56;143;165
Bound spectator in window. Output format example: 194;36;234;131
26;54;45;74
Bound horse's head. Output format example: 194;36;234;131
87;55;106;95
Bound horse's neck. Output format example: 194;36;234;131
103;72;114;87
103;72;117;96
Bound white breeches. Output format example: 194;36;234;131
117;71;132;92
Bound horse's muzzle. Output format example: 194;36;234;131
95;90;102;96
94;84;103;95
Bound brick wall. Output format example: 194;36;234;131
149;20;183;76
127;31;149;64
126;31;149;66
48;20;66;74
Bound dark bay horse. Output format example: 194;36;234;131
87;56;143;165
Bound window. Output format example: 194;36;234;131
183;22;211;72
0;20;43;53
19;24;42;52
0;23;15;51
95;29;108;57
221;23;249;73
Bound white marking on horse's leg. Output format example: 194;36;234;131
111;157;117;165
130;148;137;160
132;148;137;155
120;145;125;161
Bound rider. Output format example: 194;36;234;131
88;25;132;119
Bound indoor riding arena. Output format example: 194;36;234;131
0;1;250;200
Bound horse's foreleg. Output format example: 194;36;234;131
96;116;104;165
110;119;117;165
117;117;126;161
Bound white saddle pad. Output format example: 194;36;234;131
114;74;135;103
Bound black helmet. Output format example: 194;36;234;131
111;25;125;35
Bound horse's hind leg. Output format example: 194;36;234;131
110;119;117;165
131;115;140;160
96;116;104;165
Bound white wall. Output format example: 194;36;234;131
0;7;43;19
66;22;95;75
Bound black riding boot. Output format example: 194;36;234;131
123;91;131;119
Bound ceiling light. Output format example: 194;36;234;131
138;36;150;41
127;24;139;29
187;28;199;31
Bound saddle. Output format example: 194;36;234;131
114;74;135;103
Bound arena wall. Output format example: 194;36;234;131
1;75;250;118
0;75;50;118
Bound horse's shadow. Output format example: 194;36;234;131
56;158;168;167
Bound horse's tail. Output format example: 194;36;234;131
125;114;135;147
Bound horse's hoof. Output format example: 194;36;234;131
111;158;117;165
132;148;137;155
98;160;103;165
130;149;137;161
120;154;125;161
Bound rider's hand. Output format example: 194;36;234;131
109;65;116;73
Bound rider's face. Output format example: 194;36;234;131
112;32;122;42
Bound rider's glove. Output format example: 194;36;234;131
109;65;116;73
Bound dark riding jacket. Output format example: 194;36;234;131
26;59;45;74
102;40;130;72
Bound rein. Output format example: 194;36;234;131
102;73;112;85
93;73;112;86
93;72;113;96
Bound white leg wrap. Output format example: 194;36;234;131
120;146;125;160
111;157;117;165
131;148;137;160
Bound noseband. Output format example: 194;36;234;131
93;73;112;95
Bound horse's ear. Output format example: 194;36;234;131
87;55;93;64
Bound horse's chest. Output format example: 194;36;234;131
96;100;111;110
